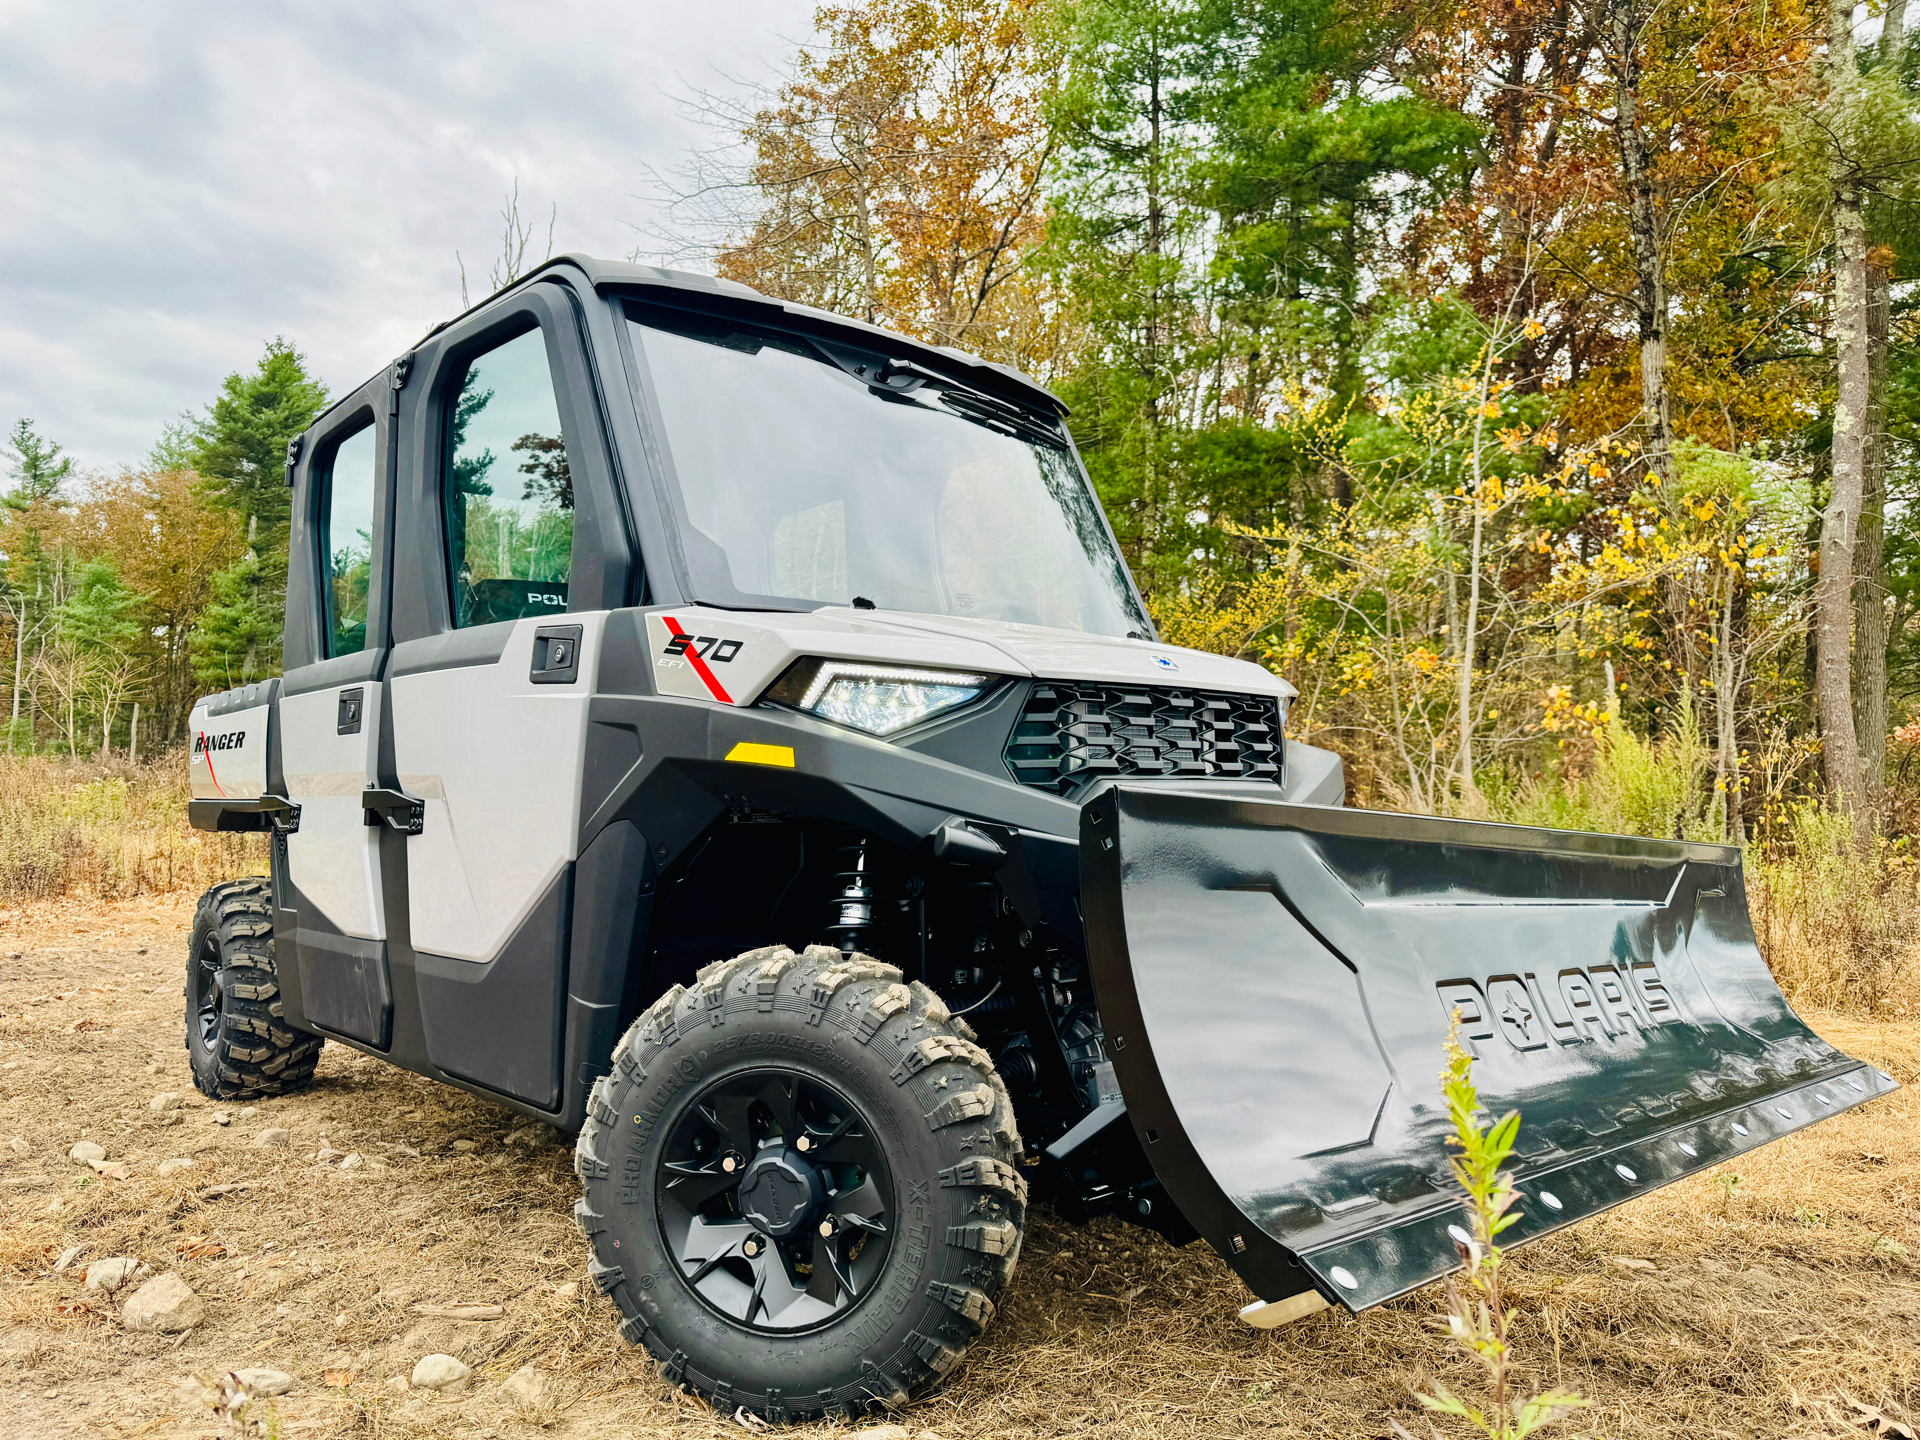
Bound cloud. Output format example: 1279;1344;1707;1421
0;0;809;468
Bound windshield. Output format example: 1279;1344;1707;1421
626;304;1151;638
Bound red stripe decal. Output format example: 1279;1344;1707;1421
663;616;734;704
197;731;227;797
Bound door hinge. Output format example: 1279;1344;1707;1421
362;787;425;834
260;794;302;835
388;353;413;415
284;434;304;489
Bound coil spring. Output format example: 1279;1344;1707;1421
829;836;877;955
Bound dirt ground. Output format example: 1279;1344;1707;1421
0;892;1914;1441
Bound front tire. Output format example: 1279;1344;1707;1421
574;945;1025;1421
186;879;322;1100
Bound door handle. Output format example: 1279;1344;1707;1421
362;788;425;834
531;624;583;684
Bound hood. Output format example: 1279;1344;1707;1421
829;609;1295;699
636;604;1295;711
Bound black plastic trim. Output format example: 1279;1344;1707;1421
389;624;512;677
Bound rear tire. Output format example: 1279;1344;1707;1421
186;879;322;1100
574;944;1025;1421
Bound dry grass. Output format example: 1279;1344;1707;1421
1;752;1910;1026
0;895;1914;1440
0;753;264;906
1751;815;1921;1019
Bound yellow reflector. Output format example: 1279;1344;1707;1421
725;741;796;768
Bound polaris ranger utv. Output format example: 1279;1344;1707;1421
185;255;1896;1420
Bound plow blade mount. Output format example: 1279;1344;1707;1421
1079;785;1899;1312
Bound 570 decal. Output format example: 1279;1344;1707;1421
663;633;743;664
655;614;744;705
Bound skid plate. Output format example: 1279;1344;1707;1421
1078;785;1899;1309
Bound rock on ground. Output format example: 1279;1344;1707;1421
410;1353;471;1393
84;1257;149;1290
147;1092;183;1112
156;1157;196;1176
66;1140;106;1164
234;1368;294;1396
122;1273;204;1333
502;1364;548;1410
252;1127;291;1148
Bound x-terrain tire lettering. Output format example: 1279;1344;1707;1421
186;879;323;1099
573;944;1024;1420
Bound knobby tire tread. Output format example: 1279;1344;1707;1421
187;879;322;1100
573;943;1025;1421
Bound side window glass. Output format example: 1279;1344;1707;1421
444;326;574;628
322;422;377;656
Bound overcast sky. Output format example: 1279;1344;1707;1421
0;1;812;471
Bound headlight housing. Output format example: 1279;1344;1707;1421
764;658;995;736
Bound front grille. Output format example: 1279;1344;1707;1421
1003;681;1283;795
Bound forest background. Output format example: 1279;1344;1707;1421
2;0;1915;878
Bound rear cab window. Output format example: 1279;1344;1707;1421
321;422;377;656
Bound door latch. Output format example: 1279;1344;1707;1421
337;687;364;735
531;623;583;685
361;788;425;834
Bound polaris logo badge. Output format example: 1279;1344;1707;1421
1438;959;1681;1056
194;731;246;753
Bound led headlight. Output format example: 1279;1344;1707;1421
765;658;994;736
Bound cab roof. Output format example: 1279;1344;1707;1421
319;253;1065;427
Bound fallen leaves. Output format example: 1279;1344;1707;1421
1843;1392;1917;1440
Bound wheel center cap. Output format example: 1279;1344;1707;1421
736;1148;824;1239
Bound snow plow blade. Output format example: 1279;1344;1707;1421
1078;785;1899;1312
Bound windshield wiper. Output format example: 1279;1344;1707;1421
872;359;1069;451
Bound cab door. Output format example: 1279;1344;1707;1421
279;385;394;1047
382;283;635;1109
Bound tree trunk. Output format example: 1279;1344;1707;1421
1604;0;1674;482
1714;579;1744;842
9;606;21;729
130;700;140;763
1853;259;1890;810
1817;0;1870;843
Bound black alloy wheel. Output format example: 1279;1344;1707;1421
657;1067;893;1332
574;943;1028;1421
193;932;226;1051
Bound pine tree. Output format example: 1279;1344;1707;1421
187;338;329;555
190;551;284;691
3;419;73;510
184;339;328;688
53;558;141;654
